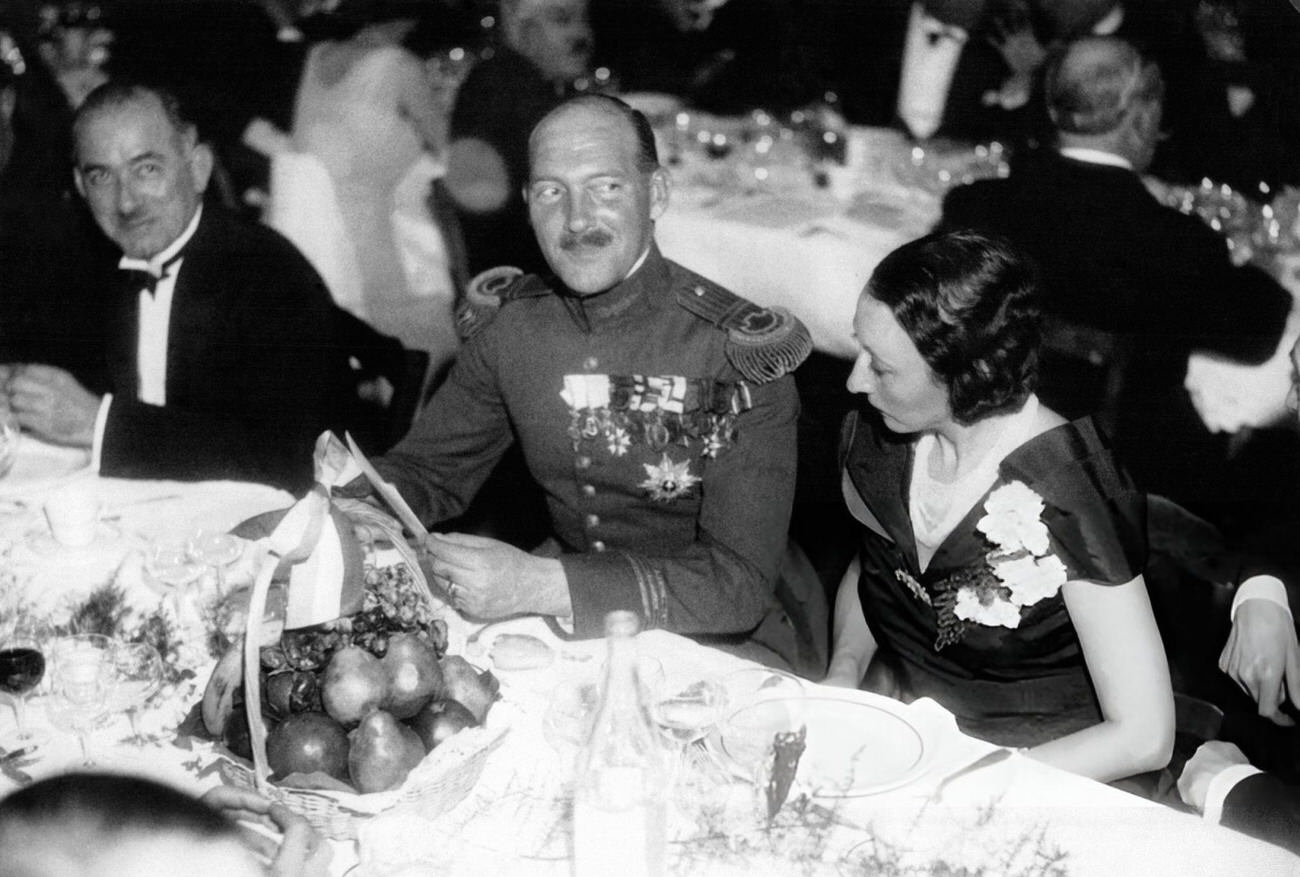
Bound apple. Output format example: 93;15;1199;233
439;655;496;724
265;711;350;783
407;699;477;752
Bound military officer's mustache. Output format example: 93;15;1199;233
560;229;613;251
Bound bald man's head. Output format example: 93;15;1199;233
1046;36;1163;136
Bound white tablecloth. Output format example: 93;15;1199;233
0;441;1296;876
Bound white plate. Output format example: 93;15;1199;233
715;689;941;797
0;441;90;497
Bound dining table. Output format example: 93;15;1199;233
649;108;1300;436
0;436;1297;876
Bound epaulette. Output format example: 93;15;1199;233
675;279;812;383
454;266;552;341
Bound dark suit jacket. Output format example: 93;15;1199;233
820;0;1020;144
100;207;339;492
1222;771;1300;855
940;150;1290;515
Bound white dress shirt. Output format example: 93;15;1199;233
897;2;968;141
91;206;204;469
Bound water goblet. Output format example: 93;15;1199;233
0;628;49;753
109;641;163;745
46;634;114;768
187;530;244;595
717;693;809;826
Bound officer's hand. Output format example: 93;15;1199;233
6;364;99;447
423;531;571;619
1219;598;1300;726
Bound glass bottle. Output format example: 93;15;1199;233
572;611;668;877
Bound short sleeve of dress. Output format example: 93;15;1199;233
1000;419;1147;586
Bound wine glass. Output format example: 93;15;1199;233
187;530;244;595
0;628;49;753
109;641;163;745
46;634;115;768
652;676;727;776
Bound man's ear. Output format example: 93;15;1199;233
648;167;669;221
188;140;214;194
73;166;86;199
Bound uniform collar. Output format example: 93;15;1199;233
559;242;669;330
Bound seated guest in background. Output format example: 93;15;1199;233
0;17;116;393
940;35;1290;526
0;772;331;876
825;230;1174;782
374;95;812;662
820;0;1036;144
4;81;341;492
444;0;591;276
591;0;812;116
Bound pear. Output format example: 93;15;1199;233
380;633;444;720
348;710;426;794
408;698;477;752
321;646;387;726
439;655;496;724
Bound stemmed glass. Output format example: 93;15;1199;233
652;676;727;777
187;530;243;595
717;685;809;826
0;628;49;753
45;634;115;768
109;641;163;745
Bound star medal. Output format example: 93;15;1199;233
640;453;701;501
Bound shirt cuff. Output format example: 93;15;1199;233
1202;763;1263;824
1231;576;1293;621
90;394;112;474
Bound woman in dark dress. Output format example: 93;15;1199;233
824;230;1174;783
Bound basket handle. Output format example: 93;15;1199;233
244;541;278;790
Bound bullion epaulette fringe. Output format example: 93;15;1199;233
675;280;812;382
455;266;550;340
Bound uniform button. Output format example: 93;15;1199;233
581;484;596;497
693;285;705;297
576;455;592;470
583;356;599;371
591;540;606;552
585;513;600;528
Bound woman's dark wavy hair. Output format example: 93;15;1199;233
868;229;1041;425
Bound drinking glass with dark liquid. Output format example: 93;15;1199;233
1;631;49;752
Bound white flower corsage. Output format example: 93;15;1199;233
933;481;1068;648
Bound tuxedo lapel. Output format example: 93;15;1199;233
163;215;221;408
105;281;139;402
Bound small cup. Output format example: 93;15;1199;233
44;482;101;547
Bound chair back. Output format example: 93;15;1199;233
1037;315;1132;432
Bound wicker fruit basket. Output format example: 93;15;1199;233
203;484;507;840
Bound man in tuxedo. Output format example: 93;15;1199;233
4;81;340;491
939;35;1291;522
821;0;1028;144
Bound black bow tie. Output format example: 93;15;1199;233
120;250;184;297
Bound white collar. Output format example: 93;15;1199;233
118;205;204;275
1058;147;1133;171
623;244;652;282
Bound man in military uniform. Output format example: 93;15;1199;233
374;94;811;645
